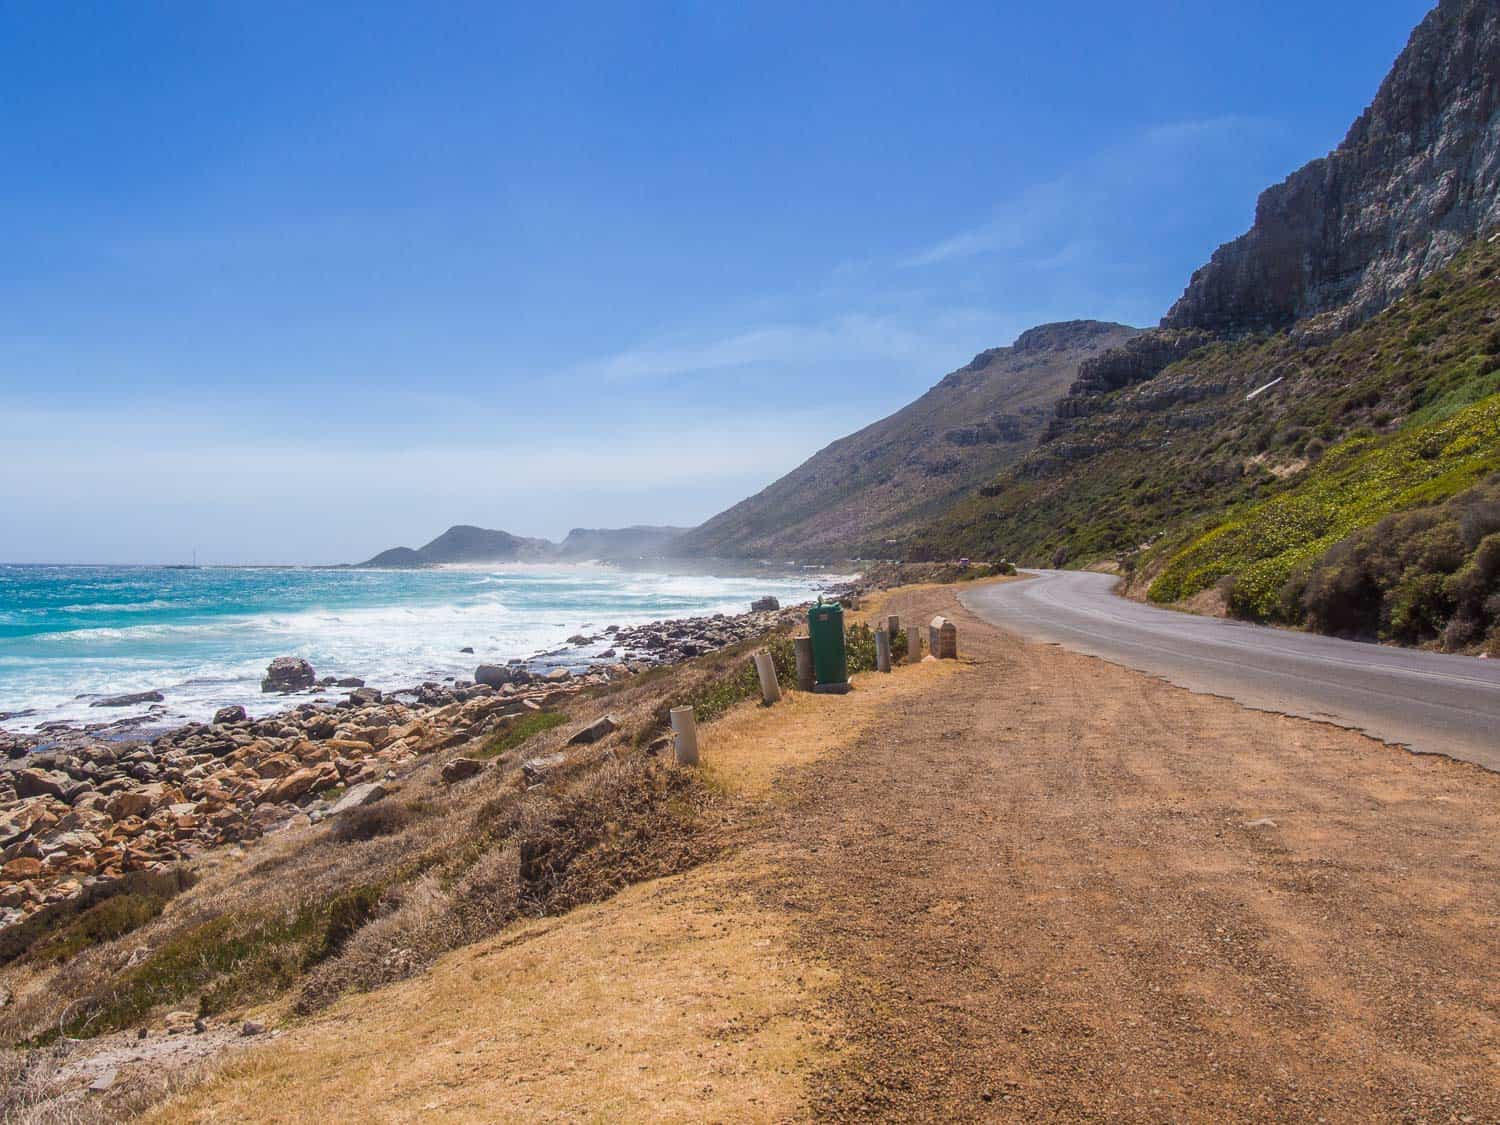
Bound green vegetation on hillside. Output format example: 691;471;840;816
1148;396;1500;624
917;235;1500;649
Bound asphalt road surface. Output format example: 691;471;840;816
960;570;1500;771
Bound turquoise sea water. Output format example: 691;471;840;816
0;564;826;732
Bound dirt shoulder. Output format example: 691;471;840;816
154;582;1500;1121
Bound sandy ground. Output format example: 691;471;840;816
151;581;1500;1121
769;585;1500;1121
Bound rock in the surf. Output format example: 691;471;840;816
261;657;316;693
90;690;165;708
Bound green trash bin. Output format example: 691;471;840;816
807;600;848;688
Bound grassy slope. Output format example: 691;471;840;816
919;236;1500;647
922;237;1500;568
1147;397;1500;614
146;616;963;1121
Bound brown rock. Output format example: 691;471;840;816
263;768;320;804
440;757;485;783
1;857;43;879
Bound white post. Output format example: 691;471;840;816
794;636;815;692
874;628;892;673
670;707;699;766
905;624;921;664
753;649;782;704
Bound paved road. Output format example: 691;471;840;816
960;570;1500;771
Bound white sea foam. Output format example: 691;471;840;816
0;564;831;733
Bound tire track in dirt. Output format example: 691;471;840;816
753;585;1500;1122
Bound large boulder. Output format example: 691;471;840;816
212;705;248;725
750;596;781;613
261;657;316;693
474;664;517;688
14;768;71;802
329;781;387;816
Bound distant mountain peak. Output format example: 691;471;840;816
674;319;1140;560
1012;320;1134;353
356;524;686;567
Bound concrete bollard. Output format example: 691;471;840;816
886;614;901;643
670;707;699;766
905;624;922;664
874;628;892;673
794;636;815;691
929;615;958;660
753;649;782;704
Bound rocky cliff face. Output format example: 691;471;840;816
1164;0;1500;336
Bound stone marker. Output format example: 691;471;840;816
886;614;901;644
753;650;782;704
929;615;958;660
794;636;815;692
874;628;892;673
670;706;700;766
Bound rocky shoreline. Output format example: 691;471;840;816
0;592;847;936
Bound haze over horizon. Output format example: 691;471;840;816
3;0;1433;564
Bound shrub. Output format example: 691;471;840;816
1150;396;1500;618
21;893;168;968
331;801;414;843
38;878;393;1039
295;755;711;1014
1289;482;1500;646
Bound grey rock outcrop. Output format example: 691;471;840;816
567;715;618;745
90;691;165;709
1163;0;1500;336
261;657;316;693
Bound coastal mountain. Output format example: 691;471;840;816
555;525;687;560
360;525;555;568
917;0;1500;654
357;524;688;567
674;320;1139;560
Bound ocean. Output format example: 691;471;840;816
0;564;829;733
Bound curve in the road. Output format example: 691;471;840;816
960;571;1500;771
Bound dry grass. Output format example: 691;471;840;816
1;1039;229;1125
147;862;840;1124
2;585;963;1120
703;661;963;799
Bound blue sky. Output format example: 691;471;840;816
1;0;1434;563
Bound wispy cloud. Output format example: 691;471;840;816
903;180;1070;267
572;313;967;382
902;115;1268;270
